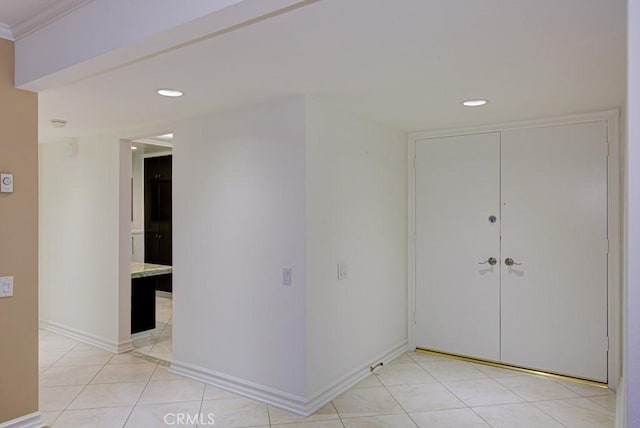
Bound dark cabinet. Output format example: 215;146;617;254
131;276;157;333
144;156;172;292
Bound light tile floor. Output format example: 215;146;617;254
131;295;173;362
39;297;615;427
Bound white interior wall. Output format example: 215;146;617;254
171;97;308;399
626;0;639;426
304;98;408;398
131;151;144;262
39;137;125;351
117;140;133;351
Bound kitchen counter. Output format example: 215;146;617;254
131;262;172;334
131;262;173;279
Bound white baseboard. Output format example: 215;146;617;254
0;412;42;428
615;376;625;428
39;320;132;354
170;340;408;417
170;359;308;415
305;340;408;415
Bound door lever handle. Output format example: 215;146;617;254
504;258;522;267
479;257;497;266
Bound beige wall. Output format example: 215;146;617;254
0;39;39;423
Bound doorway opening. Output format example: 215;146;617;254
129;133;173;362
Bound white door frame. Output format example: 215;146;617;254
407;109;622;389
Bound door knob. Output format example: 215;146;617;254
479;257;497;266
504;258;522;267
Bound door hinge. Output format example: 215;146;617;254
413;311;416;324
413;156;416;169
413;234;417;246
605;336;609;351
605;238;610;255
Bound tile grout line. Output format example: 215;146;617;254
329;400;346;428
121;297;173;426
266;401;272;427
527;401;570;428
44;343;116;426
373;355;420;427
196;376;207;428
120;361;162;427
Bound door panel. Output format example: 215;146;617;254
415;133;501;361
500;122;608;382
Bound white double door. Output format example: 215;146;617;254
415;121;608;382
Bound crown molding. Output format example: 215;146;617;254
0;23;13;41
11;0;94;41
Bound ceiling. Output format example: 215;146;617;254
0;0;91;40
37;0;626;142
0;0;52;27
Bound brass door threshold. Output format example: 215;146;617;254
416;348;608;389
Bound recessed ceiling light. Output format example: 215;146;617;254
463;99;488;107
157;89;183;97
157;133;173;139
131;146;138;150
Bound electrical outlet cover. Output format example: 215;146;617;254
0;276;14;297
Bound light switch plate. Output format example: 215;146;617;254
1;173;13;193
0;276;14;298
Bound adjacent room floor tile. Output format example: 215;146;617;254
472;402;565;428
532;397;615;428
271;421;343;428
588;394;617;412
52;406;132;428
353;374;382;388
40;365;103;387
200;397;270;428
388;383;465;413
494;375;579;401
39;351;67;368
421;360;489;382
410;408;490;428
387;354;415;365
67;382;146;409
53;349;113;367
40;410;61;427
468;363;522;378
442;378;523;407
91;362;156;384
203;384;241;400
108;352;154;365
268;403;338;424
39;385;84;411
406;351;449;365
342;413;419;427
148;365;184;382
374;363;437;386
137;378;204;405
333;387;404;418
125;401;201;428
553;379;615;397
